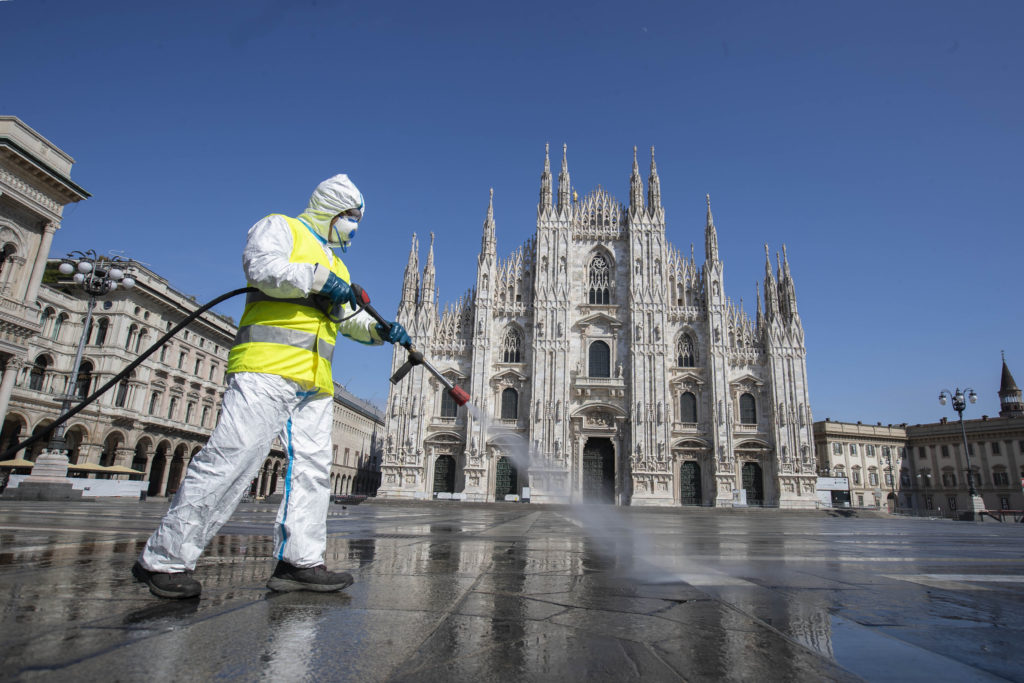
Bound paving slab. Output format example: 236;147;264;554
1;500;1022;681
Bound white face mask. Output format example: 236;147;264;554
331;216;359;252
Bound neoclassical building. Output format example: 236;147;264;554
0;117;90;422
1;260;384;499
330;382;385;497
813;420;908;510
814;356;1024;515
0;116;383;499
379;145;817;506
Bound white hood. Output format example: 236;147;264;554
298;174;364;247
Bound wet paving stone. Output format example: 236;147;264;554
1;500;1023;681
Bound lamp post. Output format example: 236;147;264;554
26;251;136;489
938;387;985;518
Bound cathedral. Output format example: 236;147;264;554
378;145;817;507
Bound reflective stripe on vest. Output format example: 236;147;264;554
233;324;335;363
226;214;350;395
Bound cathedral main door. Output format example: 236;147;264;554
494;456;518;500
433;455;455;493
741;461;764;506
582;437;615;503
680;461;702;506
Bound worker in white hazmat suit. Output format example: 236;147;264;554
133;174;410;599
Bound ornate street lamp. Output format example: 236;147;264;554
938;387;985;517
27;251;137;487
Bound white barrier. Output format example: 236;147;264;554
6;474;147;498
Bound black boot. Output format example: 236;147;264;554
266;561;354;593
132;561;202;599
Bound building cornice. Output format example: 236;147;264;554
0;140;89;204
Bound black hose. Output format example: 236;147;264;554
0;286;257;461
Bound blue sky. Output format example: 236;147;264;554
2;0;1021;425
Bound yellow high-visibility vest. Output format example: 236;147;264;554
227;214;349;396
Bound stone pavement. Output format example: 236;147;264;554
1;500;1023;682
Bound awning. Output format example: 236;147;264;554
67;463;109;473
104;465;146;475
0;458;34;468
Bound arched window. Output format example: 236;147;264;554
440;389;458;418
135;329;148;354
502;328;521;363
125;324;138;351
75;361;93;399
39;307;55;335
52;313;67;342
0;242;17;277
588;254;611;304
115;372;133;408
588;341;610;378
677;333;696;367
739;393;756;424
680;392;697;423
501;388;518;420
94;318;109;346
29;356;48;391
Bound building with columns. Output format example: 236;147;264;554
0;116;90;422
902;357;1024;515
2;259;385;499
379;145;817;507
813;420;908;510
814;356;1024;515
2;259;239;496
0;115;385;499
329;382;385;497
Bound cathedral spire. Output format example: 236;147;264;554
480;188;496;261
780;244;798;319
401;233;420;308
999;353;1024;417
704;194;719;263
755;281;763;328
629;145;644;213
421;232;436;308
539;143;552;214
647;146;662;214
764;244;779;318
557;143;571;213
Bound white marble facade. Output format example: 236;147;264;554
379;145;816;507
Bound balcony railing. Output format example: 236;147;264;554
575;376;625;387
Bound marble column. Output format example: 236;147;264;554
114;446;135;468
0;357;23;426
23;221;57;305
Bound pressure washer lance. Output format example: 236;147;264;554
349;284;471;407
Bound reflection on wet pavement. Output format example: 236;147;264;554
0;500;1022;681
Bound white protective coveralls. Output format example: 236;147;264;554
140;175;382;572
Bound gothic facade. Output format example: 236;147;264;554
379;145;817;507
